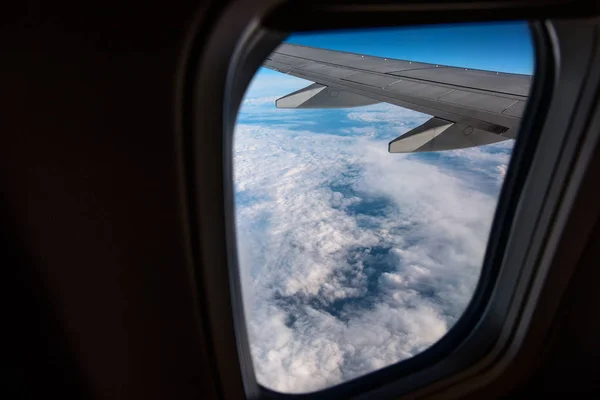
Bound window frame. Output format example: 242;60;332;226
181;1;600;399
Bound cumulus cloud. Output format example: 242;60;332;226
233;75;513;393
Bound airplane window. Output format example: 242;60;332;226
233;22;534;393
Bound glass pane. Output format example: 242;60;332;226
234;22;534;393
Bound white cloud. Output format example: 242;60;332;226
233;73;513;393
243;96;280;107
347;104;430;124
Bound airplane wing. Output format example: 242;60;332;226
262;43;532;153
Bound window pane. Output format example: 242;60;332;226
234;22;534;393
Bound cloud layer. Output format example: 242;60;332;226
234;72;513;393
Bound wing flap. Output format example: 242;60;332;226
388;66;531;97
342;72;400;88
502;100;527;117
387;80;454;100
437;90;518;114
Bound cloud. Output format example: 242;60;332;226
243;96;280;107
234;74;513;393
347;104;430;124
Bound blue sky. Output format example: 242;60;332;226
236;22;530;393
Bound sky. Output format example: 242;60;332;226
234;22;532;393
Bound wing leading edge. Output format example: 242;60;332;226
262;43;531;153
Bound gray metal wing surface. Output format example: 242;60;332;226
262;43;532;153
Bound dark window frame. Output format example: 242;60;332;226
182;1;600;399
